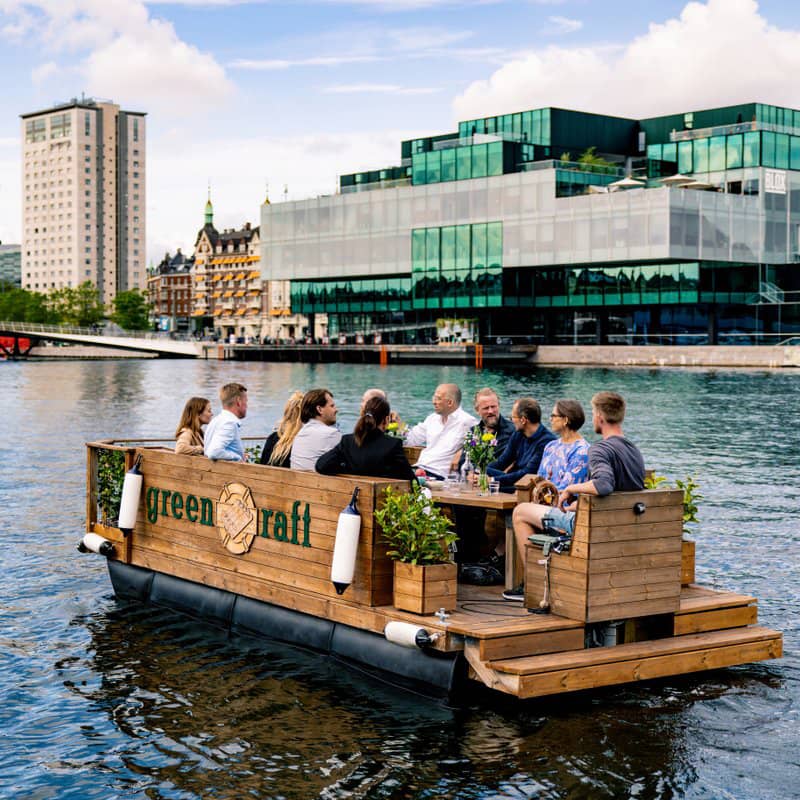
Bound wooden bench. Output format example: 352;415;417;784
524;488;684;622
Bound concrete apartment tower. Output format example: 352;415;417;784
20;98;146;305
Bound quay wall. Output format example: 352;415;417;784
532;345;800;369
29;344;156;359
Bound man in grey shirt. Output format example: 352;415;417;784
504;390;645;601
290;388;342;470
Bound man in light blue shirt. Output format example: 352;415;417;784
204;383;248;461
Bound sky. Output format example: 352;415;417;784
1;0;800;266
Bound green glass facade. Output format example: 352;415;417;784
411;141;511;185
648;130;800;172
502;263;700;308
458;108;551;145
412;222;502;308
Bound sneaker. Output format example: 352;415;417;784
476;552;503;570
460;563;504;586
502;583;525;602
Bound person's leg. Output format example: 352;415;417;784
512;502;551;567
453;506;487;565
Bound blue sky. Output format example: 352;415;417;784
1;0;799;265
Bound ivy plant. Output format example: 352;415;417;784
374;483;457;565
97;448;126;524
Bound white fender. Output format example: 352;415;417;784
384;621;440;649
118;455;143;536
331;487;361;595
78;533;115;556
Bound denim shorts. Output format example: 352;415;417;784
542;507;575;535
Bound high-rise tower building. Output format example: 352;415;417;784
20;97;146;304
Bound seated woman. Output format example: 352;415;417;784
504;399;589;601
316;396;415;481
175;397;212;455
260;390;303;468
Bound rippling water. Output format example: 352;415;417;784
1;359;798;799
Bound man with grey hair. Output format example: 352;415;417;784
405;383;477;479
360;387;386;413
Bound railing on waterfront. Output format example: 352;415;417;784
0;320;196;342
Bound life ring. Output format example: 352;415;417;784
532;480;559;506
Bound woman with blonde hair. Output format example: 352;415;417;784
260;390;304;468
174;397;212;455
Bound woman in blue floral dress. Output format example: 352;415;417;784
536;399;589;490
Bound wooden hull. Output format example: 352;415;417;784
84;442;782;701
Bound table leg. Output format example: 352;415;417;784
504;510;522;590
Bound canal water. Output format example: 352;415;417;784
1;359;798;799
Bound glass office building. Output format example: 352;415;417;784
262;103;800;344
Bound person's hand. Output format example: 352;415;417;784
558;486;573;509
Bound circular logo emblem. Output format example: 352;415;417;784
217;482;257;555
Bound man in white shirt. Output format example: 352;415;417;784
405;383;477;479
204;383;248;461
290;388;343;470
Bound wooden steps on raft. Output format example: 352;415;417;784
460;583;780;698
481;626;782;699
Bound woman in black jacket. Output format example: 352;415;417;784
316;396;415;482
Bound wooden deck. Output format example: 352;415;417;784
85;441;782;700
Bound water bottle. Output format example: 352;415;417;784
460;454;472;488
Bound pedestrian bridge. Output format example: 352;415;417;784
0;321;202;357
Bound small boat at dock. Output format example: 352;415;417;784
82;440;782;701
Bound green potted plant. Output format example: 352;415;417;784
97;448;126;525
645;472;702;585
374;483;458;614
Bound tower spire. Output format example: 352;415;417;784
204;182;213;225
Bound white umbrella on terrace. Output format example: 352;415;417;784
587;184;609;194
660;173;693;185
608;175;645;191
681;180;715;190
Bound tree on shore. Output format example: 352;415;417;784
0;284;55;323
111;289;151;330
46;281;105;327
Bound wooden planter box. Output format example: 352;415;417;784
525;488;684;623
393;561;457;615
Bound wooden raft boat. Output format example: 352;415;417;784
83;440;782;700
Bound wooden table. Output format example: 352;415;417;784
429;485;520;589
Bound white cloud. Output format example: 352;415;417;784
454;0;800;121
0;1;232;110
544;15;582;35
31;61;58;84
323;83;441;95
84;19;233;109
230;55;381;70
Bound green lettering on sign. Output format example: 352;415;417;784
185;494;199;523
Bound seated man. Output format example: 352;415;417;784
452;388;520;567
204;383;248;462
404;383;477;479
456;388;515;470
290;388;342;470
503;391;646;601
459;397;555;585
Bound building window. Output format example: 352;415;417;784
25;118;46;143
133;118;139;142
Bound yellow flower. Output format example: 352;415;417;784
481;432;494;442
386;422;398;431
